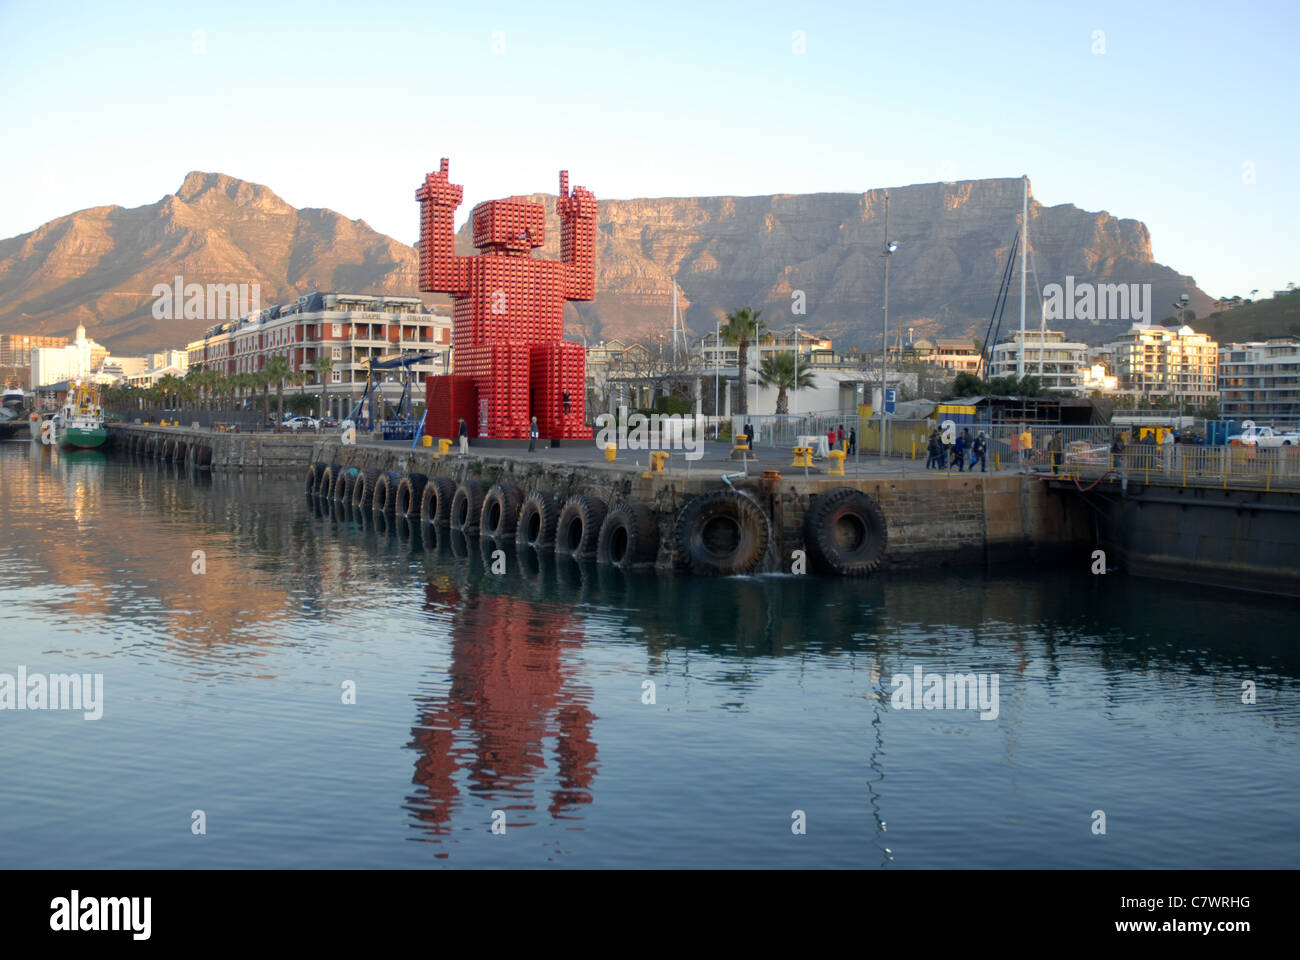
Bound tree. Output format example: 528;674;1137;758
720;306;765;416
757;351;815;415
316;355;334;419
264;356;291;423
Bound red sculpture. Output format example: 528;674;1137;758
418;159;595;440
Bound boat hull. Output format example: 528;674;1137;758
61;426;108;449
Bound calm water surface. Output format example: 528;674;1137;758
1;442;1297;868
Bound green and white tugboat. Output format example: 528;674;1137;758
58;380;108;449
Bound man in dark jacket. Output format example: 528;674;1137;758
1048;429;1063;474
953;430;966;472
971;431;988;472
458;417;469;456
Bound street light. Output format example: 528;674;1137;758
879;193;900;465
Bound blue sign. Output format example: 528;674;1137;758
884;388;896;414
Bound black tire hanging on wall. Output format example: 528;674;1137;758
804;487;888;576
333;467;355;503
596;502;660;569
395;473;428;519
450;481;485;533
421;477;456;526
319;463;341;499
371;470;401;513
480;483;523;540
516;490;560;549
554;495;608;561
351;467;381;508
674;490;771;576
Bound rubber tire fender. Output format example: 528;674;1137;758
395;473;428;519
674;490;771;576
596;502;660;568
555;495;608;561
450;481;485;533
480;483;523;540
351;467;382;508
371;471;402;513
803;486;888;576
516;490;561;549
421;477;456;526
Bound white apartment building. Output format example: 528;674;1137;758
989;329;1088;394
1218;338;1300;425
1108;324;1218;405
186;292;452;419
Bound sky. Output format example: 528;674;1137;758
0;0;1295;300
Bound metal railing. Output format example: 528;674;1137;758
1056;442;1300;491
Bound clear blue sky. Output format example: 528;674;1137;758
1;0;1295;299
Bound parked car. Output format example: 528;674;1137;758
318;417;340;429
281;416;319;432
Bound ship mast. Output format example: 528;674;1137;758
1018;175;1028;381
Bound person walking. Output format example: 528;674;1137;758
1161;428;1175;473
972;431;988;473
941;428;955;470
1048;429;1063;475
953;429;967;472
837;424;845;451
528;415;539;453
826;426;836;452
847;427;856;456
458;417;469;456
744;420;755;450
1019;426;1033;473
1110;431;1124;471
926;429;939;469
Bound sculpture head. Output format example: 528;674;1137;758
472;198;546;254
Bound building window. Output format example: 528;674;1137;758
332;347;342;361
332;323;342;338
331;370;341;384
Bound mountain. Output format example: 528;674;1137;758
0;172;1212;354
0;172;417;353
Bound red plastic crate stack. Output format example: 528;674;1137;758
425;375;477;440
530;341;590;439
416;159;464;293
471;198;545;253
458;342;532;438
559;183;597;301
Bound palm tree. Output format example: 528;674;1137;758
255;370;272;421
315;355;334;420
265;355;291;423
757;351;816;415
720;306;765;415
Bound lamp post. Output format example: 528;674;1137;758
880;191;899;465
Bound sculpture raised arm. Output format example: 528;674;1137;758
416;158;466;294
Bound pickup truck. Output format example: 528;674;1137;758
1227;424;1298;447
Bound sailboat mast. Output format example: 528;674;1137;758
1018;175;1027;381
671;279;678;363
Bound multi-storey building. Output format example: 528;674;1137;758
185;292;451;419
0;333;69;367
1107;323;1218;406
29;325;109;387
989;329;1088;394
912;338;984;375
1218;338;1300;426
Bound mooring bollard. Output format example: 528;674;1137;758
828;449;846;476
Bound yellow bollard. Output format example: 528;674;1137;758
438;438;452;455
791;446;812;468
828;449;846;476
605;443;617;462
422;435;433;448
995;451;1001;471
642;450;669;478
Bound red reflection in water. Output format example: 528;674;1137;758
408;577;597;838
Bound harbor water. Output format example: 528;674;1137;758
1;442;1297;868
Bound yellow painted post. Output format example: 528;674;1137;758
995;451;1001;471
828;449;846;476
422;435;432;448
438;438;452;455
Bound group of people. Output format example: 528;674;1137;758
827;424;856;455
926;427;989;472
